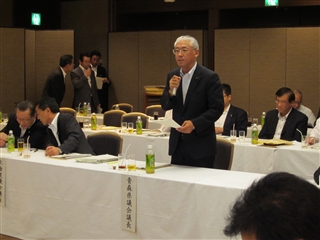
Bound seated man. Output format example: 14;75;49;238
307;117;320;145
259;87;307;141
0;100;47;149
224;172;320;240
35;97;95;156
292;89;316;127
215;83;247;136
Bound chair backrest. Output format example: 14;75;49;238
111;103;133;113
103;110;126;127
145;104;166;118
213;138;234;170
87;132;123;156
60;107;77;117
121;112;148;129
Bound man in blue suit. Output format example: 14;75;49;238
258;87;307;141
161;35;224;168
215;83;248;136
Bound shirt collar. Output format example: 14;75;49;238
48;113;60;132
60;66;67;79
180;62;197;77
278;107;292;119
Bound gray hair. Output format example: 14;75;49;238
174;35;199;50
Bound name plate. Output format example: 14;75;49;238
121;174;137;232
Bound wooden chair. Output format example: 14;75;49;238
111;103;133;113
213;138;234;170
145;104;165;118
103;110;126;127
121;112;149;129
87;132;123;156
60;107;77;117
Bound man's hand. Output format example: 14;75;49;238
176;120;194;134
102;77;109;83
169;75;182;96
84;68;91;77
45;146;61;156
0;132;8;147
215;127;223;135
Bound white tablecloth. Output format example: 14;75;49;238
0;149;264;239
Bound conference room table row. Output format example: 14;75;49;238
0;148;265;239
83;128;319;180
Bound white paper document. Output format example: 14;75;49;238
96;77;104;89
149;118;181;128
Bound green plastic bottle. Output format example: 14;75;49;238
136;116;143;135
146;145;155;174
7;130;15;152
261;112;266;126
251;123;259;144
83;102;87;116
91;113;97;130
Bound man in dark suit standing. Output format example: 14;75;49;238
71;52;100;113
259;87;308;141
161;35;224;168
42;54;74;106
0;100;47;149
215;83;248;136
90;50;111;113
35;97;95;156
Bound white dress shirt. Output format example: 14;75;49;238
274;108;292;139
48;113;61;146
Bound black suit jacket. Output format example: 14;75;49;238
1;114;47;149
314;167;320;185
42;67;65;106
45;113;95;155
222;105;248;136
161;64;224;165
96;65;111;112
258;108;308;141
71;66;100;113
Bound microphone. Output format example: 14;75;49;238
172;87;177;96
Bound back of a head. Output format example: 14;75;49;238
224;172;320;240
59;54;73;67
35;97;60;113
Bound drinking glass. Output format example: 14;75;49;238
230;130;237;142
301;135;308;148
84;119;90;128
2;113;8;123
247;117;252;127
128;122;134;133
23;143;31;158
252;118;258;125
121;122;127;133
118;153;126;170
78;118;84;128
153;111;159;120
17;138;24;152
127;154;136;171
239;130;246;143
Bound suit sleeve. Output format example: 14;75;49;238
258;112;271;139
71;70;89;89
294;114;308;141
160;72;175;111
236;109;248;134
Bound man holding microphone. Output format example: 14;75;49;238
161;35;224;168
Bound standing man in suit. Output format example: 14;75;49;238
90;50;111;113
161;35;224;168
35;97;95;156
259;87;308;141
71;52;100;113
42;54;74;106
215;83;248;136
0;100;47;149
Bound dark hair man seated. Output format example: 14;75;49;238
215;83;248;136
258;87;308;141
224;172;320;240
0;100;47;149
35;97;95;156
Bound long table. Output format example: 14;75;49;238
83;128;319;180
0;149;264;239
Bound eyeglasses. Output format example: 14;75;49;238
172;48;194;55
16;117;32;123
275;100;288;105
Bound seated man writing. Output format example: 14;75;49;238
35;97;95;156
0;100;47;149
215;83;248;136
258;87;307;141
